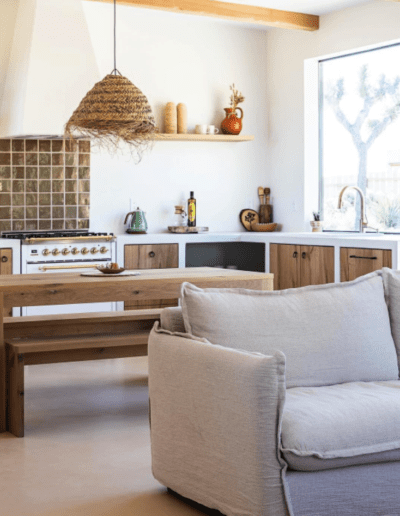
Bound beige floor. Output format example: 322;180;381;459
0;357;207;516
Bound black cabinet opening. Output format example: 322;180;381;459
185;242;265;272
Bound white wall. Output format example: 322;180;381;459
5;1;395;235
265;2;400;232
82;3;269;234
0;0;18;105
0;0;99;137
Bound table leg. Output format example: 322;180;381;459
7;346;24;438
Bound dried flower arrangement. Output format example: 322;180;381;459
230;84;245;111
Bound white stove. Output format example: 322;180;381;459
2;230;117;316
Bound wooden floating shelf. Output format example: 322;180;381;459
153;134;254;142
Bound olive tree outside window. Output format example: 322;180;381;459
320;43;400;232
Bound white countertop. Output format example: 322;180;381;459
115;231;243;243
241;231;400;247
115;230;400;247
0;240;24;250
0;238;21;249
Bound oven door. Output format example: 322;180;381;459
22;262;117;316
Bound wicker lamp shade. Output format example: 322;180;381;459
65;73;157;159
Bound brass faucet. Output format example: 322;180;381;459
337;185;369;233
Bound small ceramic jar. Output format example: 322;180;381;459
310;221;323;232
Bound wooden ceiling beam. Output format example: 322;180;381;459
84;0;319;31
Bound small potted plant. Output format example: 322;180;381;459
310;211;323;232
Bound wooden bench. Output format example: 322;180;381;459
5;309;161;437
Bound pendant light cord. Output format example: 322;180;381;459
111;0;121;75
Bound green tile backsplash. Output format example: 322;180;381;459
0;139;90;232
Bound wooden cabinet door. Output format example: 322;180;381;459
270;244;301;290
270;244;334;290
340;248;392;282
299;245;334;287
124;244;179;310
0;249;12;316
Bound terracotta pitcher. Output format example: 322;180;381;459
221;107;243;135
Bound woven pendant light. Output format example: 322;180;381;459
65;0;157;160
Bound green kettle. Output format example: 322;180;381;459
124;207;148;234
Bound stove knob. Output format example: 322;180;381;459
71;247;79;255
90;247;99;254
81;247;89;255
100;246;108;254
52;248;60;256
42;248;50;256
62;248;70;256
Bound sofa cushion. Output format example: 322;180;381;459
281;380;400;471
180;272;399;388
382;267;400;369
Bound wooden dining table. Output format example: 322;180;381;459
0;267;273;433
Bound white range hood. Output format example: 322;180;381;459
0;0;99;138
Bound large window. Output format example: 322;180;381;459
320;43;400;232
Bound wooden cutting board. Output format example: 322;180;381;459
240;209;259;231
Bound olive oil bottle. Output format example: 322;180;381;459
188;191;196;227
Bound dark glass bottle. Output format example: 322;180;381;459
188;191;196;227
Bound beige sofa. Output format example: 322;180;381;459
148;268;400;516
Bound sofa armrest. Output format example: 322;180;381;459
148;324;292;516
160;306;185;333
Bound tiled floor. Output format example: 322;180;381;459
0;357;205;516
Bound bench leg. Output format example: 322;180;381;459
7;348;24;437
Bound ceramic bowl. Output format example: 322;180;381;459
250;222;278;232
96;266;126;274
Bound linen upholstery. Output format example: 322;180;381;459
180;272;399;388
286;461;400;516
151;271;400;516
148;323;292;516
160;306;185;333
284;447;400;472
382;267;400;370
281;380;400;471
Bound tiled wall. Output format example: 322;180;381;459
0;139;90;232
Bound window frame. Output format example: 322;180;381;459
304;37;400;233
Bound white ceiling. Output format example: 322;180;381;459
217;0;373;16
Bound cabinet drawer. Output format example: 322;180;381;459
0;249;12;316
124;244;178;270
340;248;392;282
0;249;12;275
124;244;178;310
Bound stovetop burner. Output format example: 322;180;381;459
1;230;114;240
